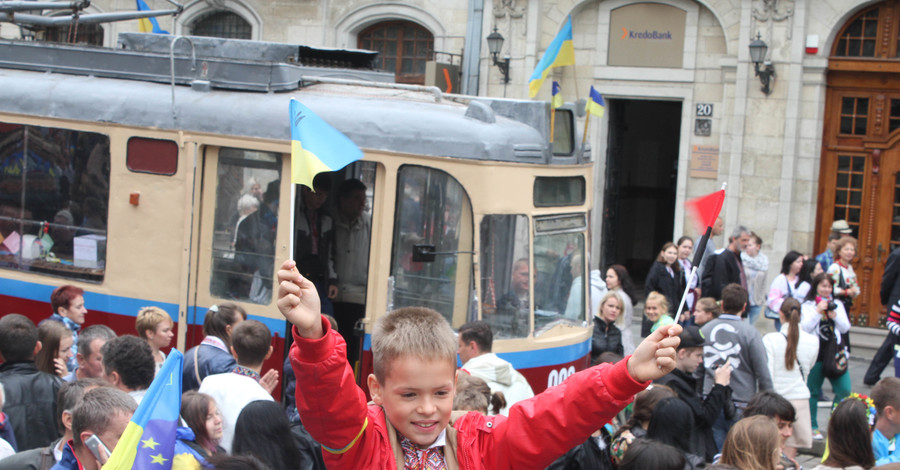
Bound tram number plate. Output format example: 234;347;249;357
695;103;713;117
547;366;577;388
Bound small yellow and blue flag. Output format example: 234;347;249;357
528;16;575;98
586;85;606;118
136;0;168;34
102;349;183;470
289;98;363;189
551;81;563;109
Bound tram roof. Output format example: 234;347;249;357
0;35;570;164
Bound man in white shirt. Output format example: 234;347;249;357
457;321;533;415
199;320;275;452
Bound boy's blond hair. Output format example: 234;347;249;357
371;307;457;382
135;306;172;339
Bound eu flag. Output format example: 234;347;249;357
136;0;168;34
289;98;363;189
102;349;183;469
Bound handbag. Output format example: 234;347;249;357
836;268;854;310
818;319;849;379
765;277;793;320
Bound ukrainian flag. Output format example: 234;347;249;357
551;81;563;109
528;16;575;98
289;98;363;189
102;350;183;470
137;0;168;34
586;85;606;118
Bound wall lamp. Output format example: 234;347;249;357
748;32;775;95
486;27;510;84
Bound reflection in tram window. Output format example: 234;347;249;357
534;232;585;333
209;148;280;304
389;166;472;327
480;214;530;339
0;122;109;282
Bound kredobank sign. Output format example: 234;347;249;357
609;3;686;68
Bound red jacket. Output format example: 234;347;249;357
290;319;646;470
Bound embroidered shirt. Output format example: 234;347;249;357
399;431;447;470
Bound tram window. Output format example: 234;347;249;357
552;109;574;155
127;137;178;175
0;122;109;282
534;232;585;333
534;176;586;207
480;214;530;339
209;148;281;304
389;165;473;327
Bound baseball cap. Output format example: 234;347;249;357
678;326;711;349
831;220;853;234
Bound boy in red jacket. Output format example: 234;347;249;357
277;259;681;469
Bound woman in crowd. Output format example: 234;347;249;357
692;297;719;326
797;258;823;299
182;303;247;391
35;320;73;378
135;306;175;374
767;251;806;330
175;391;225;466
801;273;852;439
232;400;324;470
647;397;705;469
645;242;684;335
645;292;674;334
708;416;780;470
812;396;876;470
592;291;625;361
606;264;638;354
762;298;819;459
742;232;769;326
610;384;676;464
827;237;860;314
676;236;698;322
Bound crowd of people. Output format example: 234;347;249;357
1;214;900;469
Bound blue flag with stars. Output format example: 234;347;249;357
102;349;183;469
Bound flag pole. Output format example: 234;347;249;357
581;111;591;145
675;182;727;321
550;107;557;143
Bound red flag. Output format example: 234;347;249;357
685;190;725;235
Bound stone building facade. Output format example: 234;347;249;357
7;0;895;327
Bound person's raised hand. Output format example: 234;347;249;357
260;369;279;395
53;357;67;378
626;324;682;382
276;259;323;339
714;358;732;386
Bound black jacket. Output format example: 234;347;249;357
645;261;685;315
701;249;743;300
591;317;623;362
881;248;900;307
655;368;732;463
0;362;62;451
545;431;614;470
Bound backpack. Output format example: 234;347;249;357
818;319;849;379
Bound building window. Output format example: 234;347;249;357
833;155;866;238
192;11;251;40
834;7;879;57
839;97;869;135
41;24;104;46
359;21;433;84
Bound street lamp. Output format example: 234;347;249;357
486;27;510;84
749;32;775;95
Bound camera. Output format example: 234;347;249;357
826;301;838;311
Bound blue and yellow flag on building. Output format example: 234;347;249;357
102;349;183;470
137;0;168;34
528;16;575;98
289;98;363;189
551;81;563;109
586;86;606;118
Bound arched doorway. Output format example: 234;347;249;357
820;0;900;327
358;20;433;84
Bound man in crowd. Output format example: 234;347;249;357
702;225;751;300
64;325;116;382
701;284;772;448
816;220;853;272
0;314;62;451
457;320;533;415
331;178;370;366
54;387;136;470
45;286;88;372
871;377;900;464
694;215;724;286
101;335;155;404
655;325;732;462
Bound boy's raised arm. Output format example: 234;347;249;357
277;259;324;339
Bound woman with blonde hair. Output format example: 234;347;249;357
710;415;780;470
591;291;625;361
645;242;684;335
645;291;674;335
136;306;175;374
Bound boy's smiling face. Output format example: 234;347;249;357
368;355;457;447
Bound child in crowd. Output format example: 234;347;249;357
645;292;675;334
618;439;685;470
276;259;682;469
693;297;719;326
453;372;505;415
174;391;225;467
815;395;876;469
709;415;780;470
646;397;706;468
610;384;676;464
871;377;900;465
135;306;175;374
